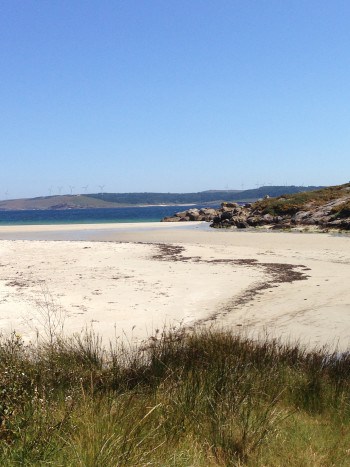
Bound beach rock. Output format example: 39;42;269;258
328;219;350;230
233;218;248;228
302;218;316;225
273;216;283;224
292;211;315;223
200;208;217;216
188;210;200;220
246;216;262;226
327;219;343;227
262;214;274;223
341;220;350;230
221;211;234;220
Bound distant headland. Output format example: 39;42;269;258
0;185;322;211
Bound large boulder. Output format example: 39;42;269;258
200;208;218;216
175;211;188;218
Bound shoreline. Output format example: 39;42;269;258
0;223;349;351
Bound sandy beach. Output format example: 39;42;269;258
0;222;349;350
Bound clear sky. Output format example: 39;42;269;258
1;1;350;198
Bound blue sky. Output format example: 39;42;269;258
1;1;350;198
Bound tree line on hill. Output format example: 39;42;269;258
87;185;323;205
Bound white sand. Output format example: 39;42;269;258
0;222;349;350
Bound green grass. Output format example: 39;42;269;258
252;183;350;216
0;328;349;466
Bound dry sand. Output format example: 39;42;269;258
0;222;349;350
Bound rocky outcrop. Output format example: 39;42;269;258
162;196;350;231
162;203;253;227
162;207;222;223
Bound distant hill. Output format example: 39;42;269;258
0;186;323;210
0;194;121;211
86;186;322;205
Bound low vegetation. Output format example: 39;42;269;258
0;326;349;465
253;182;350;216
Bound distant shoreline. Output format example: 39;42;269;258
0;203;199;211
0;204;208;227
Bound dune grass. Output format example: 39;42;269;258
0;326;349;466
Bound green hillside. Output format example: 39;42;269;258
86;185;322;205
252;182;350;216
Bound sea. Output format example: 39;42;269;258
0;205;218;226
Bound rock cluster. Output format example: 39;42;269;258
161;207;220;222
208;202;289;229
162;199;350;231
162;202;254;227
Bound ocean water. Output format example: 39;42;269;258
0;205;217;226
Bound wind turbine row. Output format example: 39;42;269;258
45;185;106;196
1;186;107;200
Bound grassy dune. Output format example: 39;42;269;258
0;327;349;466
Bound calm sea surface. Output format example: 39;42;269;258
0;205;218;226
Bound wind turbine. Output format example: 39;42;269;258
82;185;88;194
48;186;53;196
98;185;105;193
69;185;74;195
4;189;9;199
57;186;63;195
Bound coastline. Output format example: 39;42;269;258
0;222;349;351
